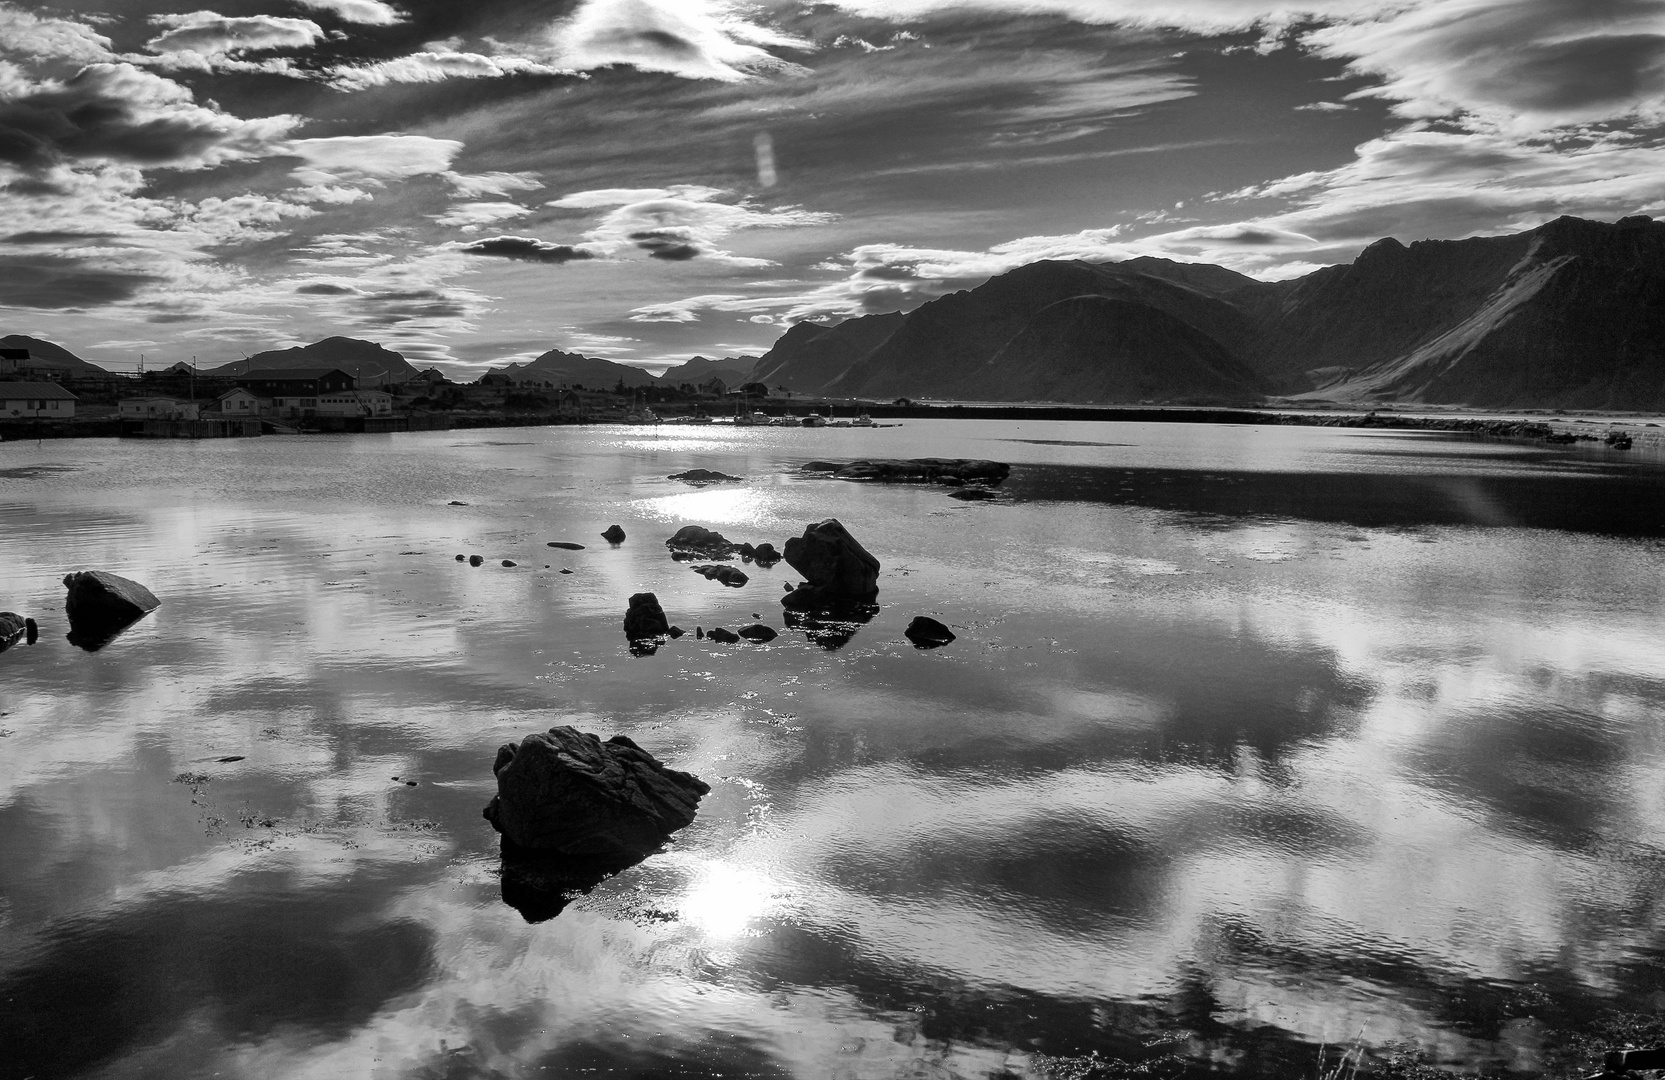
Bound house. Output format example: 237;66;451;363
0;349;28;377
410;368;449;386
1;381;77;418
235;367;356;419
699;377;727;396
211;387;262;416
119;396;199;420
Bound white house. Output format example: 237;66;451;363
211;387;262;416
119;396;200;420
1;381;77;417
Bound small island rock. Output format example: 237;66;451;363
904;616;957;648
781;519;880;608
601;525;627;543
707;627;740;644
482;726;710;857
623;592;672;641
666;525;736;558
737;623;778;642
547;541;586;550
691;564;748;588
669;469;743;484
62;570;160;626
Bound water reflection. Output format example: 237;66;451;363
3;421;1665;1078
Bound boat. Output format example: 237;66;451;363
733;410;771;426
851;413;874;427
625;408;659;425
802;413;828;428
772;413;802;427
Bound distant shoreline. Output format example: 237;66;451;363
3;404;1660;449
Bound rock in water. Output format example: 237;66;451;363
668;469;742;484
469;555;484;567
948;487;1000;501
737;623;778;642
691;564;748;588
665;525;736;558
750;542;782;566
502;560;517;567
601;524;627;543
63;571;160;623
0;611;24;651
623;592;671;641
781;519;880;608
25;617;38;645
547;541;586;550
482;726;710;857
905;615;956;648
707;627;740;643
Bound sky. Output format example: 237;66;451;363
0;0;1662;377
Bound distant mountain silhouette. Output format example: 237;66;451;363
0;335;109;374
661;354;757;386
754;215;1665;410
494;348;657;389
205;337;418;384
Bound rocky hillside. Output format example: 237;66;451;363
662;354;758;387
496;348;657;389
0;335;110;375
754;215;1665;410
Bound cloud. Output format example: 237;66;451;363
328;50;573;89
431;200;532;230
545;0;814;81
144;13;324;66
446;171;541;198
0;5;116;63
0;63;300;173
455;235;597;263
286;134;463;180
0;253;160;309
551;185;834;264
296;281;355;294
293;0;406;26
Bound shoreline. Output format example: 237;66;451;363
3;404;1659;449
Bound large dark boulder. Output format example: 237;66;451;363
62;571;159;648
623;592;671;641
601;524;627;543
0;611;24;651
781;519;879;608
482;726;710;857
665;525;736;558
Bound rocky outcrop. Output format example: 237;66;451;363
781;519;880;609
904;616;956;648
0;611;24;651
668;469;742;484
482;726;709;857
691;564;748;588
601;525;627;543
706;627;740;643
737;623;778;642
665;525;736;558
623;592;671;641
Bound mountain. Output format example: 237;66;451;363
823;260;1264;401
754;214;1665;410
494;348;657;389
661;354;758;386
206;337;419;384
749;312;906;393
0;335;111;375
1278;215;1665;408
966;296;1270;403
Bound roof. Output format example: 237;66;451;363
0;381;78;399
235;367;354;381
122;395;185;404
217;387;259;399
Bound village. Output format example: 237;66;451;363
0;345;773;439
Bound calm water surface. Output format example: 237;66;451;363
3;419;1665;1079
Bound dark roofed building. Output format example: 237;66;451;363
235;368;357;395
1;381;78;417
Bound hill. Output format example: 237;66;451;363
205;337;418;384
660;354;758;387
0;335;111;375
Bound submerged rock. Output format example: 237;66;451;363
807;459;1010;485
623;592;671;642
691;564;748;588
904;615;957;648
668;469;743;484
547;541;586;550
62;570;160;649
948;487;1000;501
665;525;736;559
601;524;627;543
482;726;709;858
737;623;778;643
781;519;880;609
